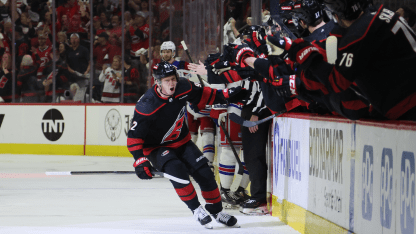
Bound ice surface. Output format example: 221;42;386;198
0;154;300;234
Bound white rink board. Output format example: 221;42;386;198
86;105;135;146
272;117;310;209
307;120;351;229
355;124;416;234
0;105;84;145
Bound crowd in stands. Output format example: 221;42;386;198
0;0;174;103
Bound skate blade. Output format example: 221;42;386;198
240;206;269;216
228;222;241;228
204;222;213;229
222;202;239;209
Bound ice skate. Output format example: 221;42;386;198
220;187;241;209
240;199;269;215
212;211;240;228
193;205;213;229
235;187;250;203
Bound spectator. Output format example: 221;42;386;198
99;55;122;103
17;12;36;38
93;16;106;36
128;11;149;69
42;51;71;102
17;55;39;103
100;12;113;30
108;33;122;63
0;53;15;103
67;33;90;75
122;55;141;103
109;15;122;38
396;6;416;27
93;32;112;82
57;31;70;51
32;33;52;80
0;25;10;58
141;0;150;18
128;0;142;13
31;27;53;50
15;26;30;71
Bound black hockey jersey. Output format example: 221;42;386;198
127;78;226;160
307;5;416;120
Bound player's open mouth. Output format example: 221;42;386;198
170;88;174;91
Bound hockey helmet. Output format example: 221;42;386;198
160;41;176;59
292;0;324;27
318;0;363;21
152;61;178;85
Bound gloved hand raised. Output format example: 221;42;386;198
233;44;255;68
133;157;154;180
220;86;249;104
267;35;323;65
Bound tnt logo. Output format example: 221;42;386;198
362;145;373;221
380;148;393;228
401;151;415;234
41;109;64;141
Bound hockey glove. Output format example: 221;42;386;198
244;28;268;57
270;75;301;97
135;29;145;40
267;35;322;65
234;45;255;68
220;86;249;104
133;157;154;180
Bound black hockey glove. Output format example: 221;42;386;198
135;29;145;40
270;75;301;97
133;157;154;180
267;36;323;65
244;28;268;57
233;45;255;68
220;86;249;104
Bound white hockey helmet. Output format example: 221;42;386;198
160;41;176;59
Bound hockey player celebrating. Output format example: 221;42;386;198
127;61;247;229
160;41;217;169
268;0;416;120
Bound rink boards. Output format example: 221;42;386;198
271;113;416;234
2;104;416;234
0;104;135;156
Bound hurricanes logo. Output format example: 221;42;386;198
161;107;186;144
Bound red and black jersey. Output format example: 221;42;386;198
93;42;112;70
127;78;226;160
33;46;52;79
306;5;416;120
0;71;17;102
128;24;150;56
123;66;140;97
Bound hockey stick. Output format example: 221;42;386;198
228;111;285;128
326;36;337;65
219;120;244;192
45;170;190;184
325;36;370;102
180;40;205;87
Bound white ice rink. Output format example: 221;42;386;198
0;154;300;234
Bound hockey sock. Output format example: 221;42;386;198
218;146;237;189
191;164;223;215
239;150;250;189
164;159;201;211
191;133;198;144
201;132;215;165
